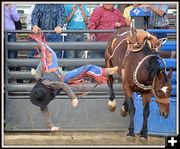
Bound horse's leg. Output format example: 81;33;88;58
127;97;135;138
139;93;151;143
120;97;129;117
120;73;128;117
105;54;117;112
123;83;135;140
107;75;116;112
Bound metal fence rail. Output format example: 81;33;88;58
7;41;176;51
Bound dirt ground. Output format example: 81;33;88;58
4;131;165;147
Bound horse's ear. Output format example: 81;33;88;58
158;70;164;78
167;67;173;79
157;70;164;81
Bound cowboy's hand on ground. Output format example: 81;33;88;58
72;98;78;108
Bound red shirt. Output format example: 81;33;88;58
88;6;126;41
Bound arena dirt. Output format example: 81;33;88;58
4;131;165;147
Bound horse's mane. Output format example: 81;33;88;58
142;43;162;80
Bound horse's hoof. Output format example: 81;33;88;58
108;100;116;112
126;135;136;142
139;136;148;144
126;132;136;142
120;106;128;117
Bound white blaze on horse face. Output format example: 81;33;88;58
161;86;168;94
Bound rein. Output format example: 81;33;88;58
74;83;99;97
130;39;147;52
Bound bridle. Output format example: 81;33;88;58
151;76;170;104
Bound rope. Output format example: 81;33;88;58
133;54;167;90
133;54;157;90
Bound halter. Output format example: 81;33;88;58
151;76;170;104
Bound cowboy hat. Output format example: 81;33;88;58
30;81;55;107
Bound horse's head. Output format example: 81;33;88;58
153;68;173;118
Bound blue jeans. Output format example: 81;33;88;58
8;33;20;72
28;33;63;58
34;64;107;84
64;33;85;58
8;33;18;59
63;64;104;83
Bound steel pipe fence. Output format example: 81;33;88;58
6;41;176;51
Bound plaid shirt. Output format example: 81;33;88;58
31;4;65;29
149;4;169;27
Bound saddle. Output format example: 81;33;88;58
125;29;161;52
110;29;162;53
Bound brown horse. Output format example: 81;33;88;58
105;26;173;142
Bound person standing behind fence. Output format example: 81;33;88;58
26;5;38;60
31;4;65;58
26;5;35;31
88;4;126;58
4;4;21;68
140;4;169;38
123;4;141;26
64;4;89;66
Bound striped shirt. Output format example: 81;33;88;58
31;4;65;29
149;4;169;27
